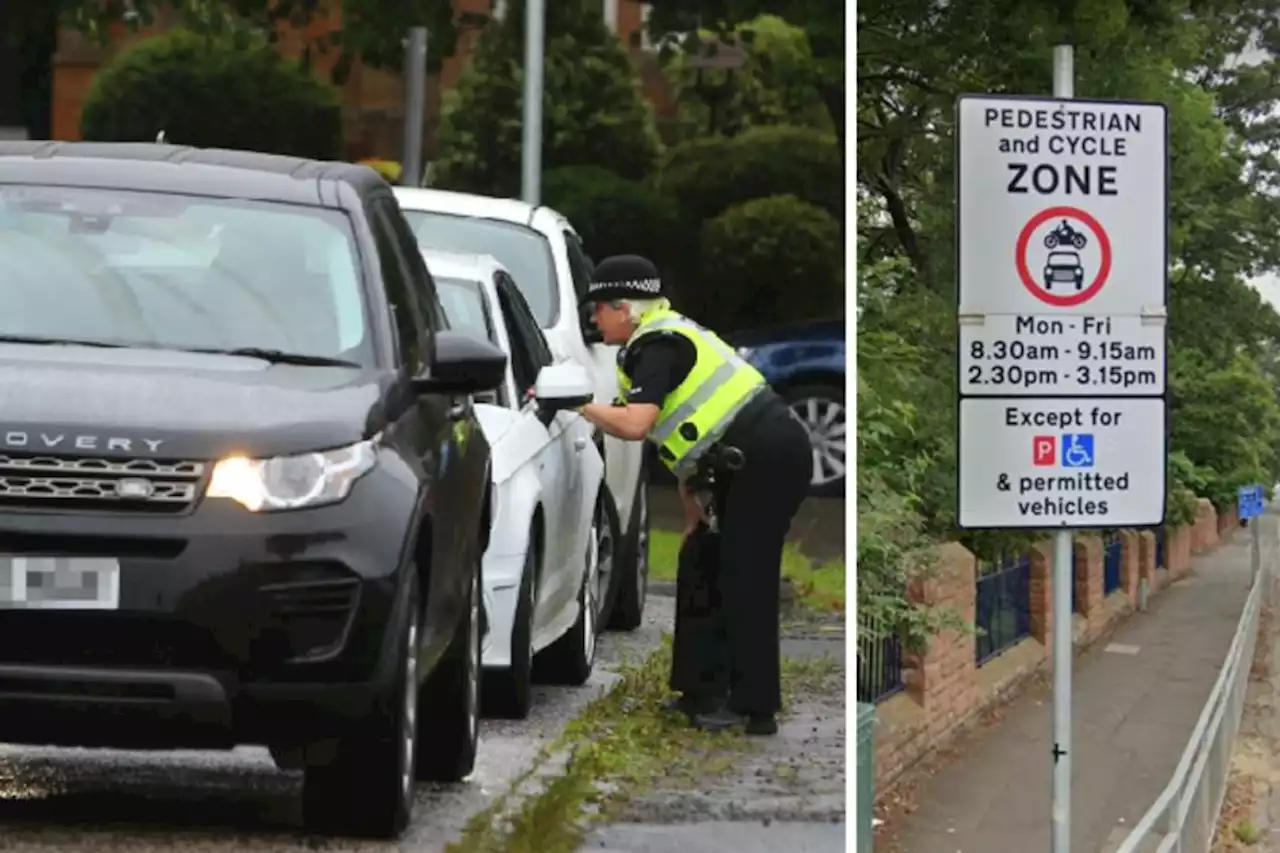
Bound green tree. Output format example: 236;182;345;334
431;0;661;197
80;27;343;159
854;0;1280;639
644;0;845;156
662;14;832;140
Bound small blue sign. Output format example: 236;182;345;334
1239;484;1266;521
1061;434;1095;469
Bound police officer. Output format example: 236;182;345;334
576;255;812;735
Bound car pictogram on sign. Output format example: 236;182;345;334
1043;251;1085;291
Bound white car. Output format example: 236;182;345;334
393;186;650;633
424;249;611;719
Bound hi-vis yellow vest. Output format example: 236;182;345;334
616;308;767;476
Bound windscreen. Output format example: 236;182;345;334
436;275;498;345
403;210;559;328
0;185;372;364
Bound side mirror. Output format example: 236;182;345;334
579;303;603;345
534;361;594;412
413;329;507;395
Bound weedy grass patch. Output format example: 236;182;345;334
647;530;845;613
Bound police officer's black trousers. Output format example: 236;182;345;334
669;402;812;715
669;520;728;703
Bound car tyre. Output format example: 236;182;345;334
481;538;536;720
300;571;421;839
782;383;846;498
536;489;614;684
416;550;481;781
608;468;650;632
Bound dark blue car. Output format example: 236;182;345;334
729;318;846;496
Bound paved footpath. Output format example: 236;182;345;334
885;515;1270;853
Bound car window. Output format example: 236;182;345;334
436;275;499;346
494;281;541;395
370;202;427;372
563;230;593;303
498;271;553;369
380;201;447;334
402;209;560;328
0;185;374;364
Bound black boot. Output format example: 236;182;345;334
661;694;718;718
692;707;778;735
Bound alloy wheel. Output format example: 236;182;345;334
789;395;847;488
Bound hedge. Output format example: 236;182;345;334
655;125;843;226
696;193;843;332
80;29;343;161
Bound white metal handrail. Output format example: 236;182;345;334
1108;530;1268;853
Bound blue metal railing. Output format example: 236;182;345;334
1155;528;1167;571
1104;532;1123;595
856;627;905;704
975;554;1032;665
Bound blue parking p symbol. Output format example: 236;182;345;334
1061;434;1095;468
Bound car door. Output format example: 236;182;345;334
372;198;471;651
500;270;589;559
492;275;577;619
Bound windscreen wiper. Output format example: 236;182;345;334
183;346;361;367
0;335;131;348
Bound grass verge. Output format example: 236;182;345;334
445;638;842;853
647;529;845;613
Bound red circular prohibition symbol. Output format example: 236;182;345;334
1015;205;1112;307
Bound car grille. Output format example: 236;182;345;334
0;453;207;513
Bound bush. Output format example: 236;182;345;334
696;194;842;331
80;29;343;160
541;165;686;282
432;0;661;198
656;125;842;225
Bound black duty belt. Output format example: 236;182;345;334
686;444;745;532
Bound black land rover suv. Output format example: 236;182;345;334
0;141;507;838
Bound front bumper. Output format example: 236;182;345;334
0;469;419;746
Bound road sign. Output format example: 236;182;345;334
956;94;1169;399
1239;484;1265;521
958;397;1166;528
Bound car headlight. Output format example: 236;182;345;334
207;440;378;512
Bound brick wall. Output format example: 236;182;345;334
871;498;1233;797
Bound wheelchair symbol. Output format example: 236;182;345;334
1062;434;1095;468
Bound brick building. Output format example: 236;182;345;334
47;0;672;160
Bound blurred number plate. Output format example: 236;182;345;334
0;557;120;610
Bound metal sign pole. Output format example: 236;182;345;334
1253;514;1262;579
520;0;546;204
401;27;428;187
1050;43;1075;853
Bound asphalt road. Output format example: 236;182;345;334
0;595;676;853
